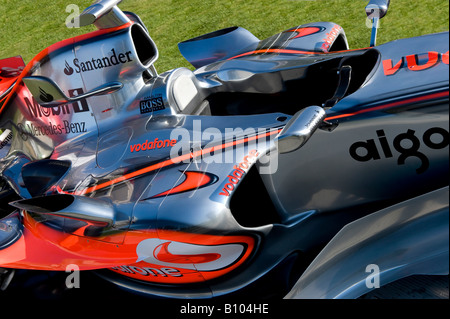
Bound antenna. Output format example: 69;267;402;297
366;0;391;46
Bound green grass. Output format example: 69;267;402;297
0;0;448;72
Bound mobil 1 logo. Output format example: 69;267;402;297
19;88;91;141
140;94;165;114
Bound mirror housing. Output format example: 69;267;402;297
72;0;130;30
22;76;122;107
276;106;326;154
366;0;391;19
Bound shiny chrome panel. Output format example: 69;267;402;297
286;187;449;299
23;76;123;107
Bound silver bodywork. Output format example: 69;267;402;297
286;186;449;299
0;0;448;299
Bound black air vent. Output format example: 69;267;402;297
131;24;157;66
0;178;21;218
21;159;71;197
229;166;281;227
11;194;75;214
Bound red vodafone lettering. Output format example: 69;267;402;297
441;50;449;65
383;50;448;76
320;25;342;52
130;138;177;153
406;51;439;71
382;58;404;76
219;150;259;197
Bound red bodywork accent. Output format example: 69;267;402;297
0;56;24;88
227;47;370;61
287;26;322;39
154;242;221;264
228;48;318;60
0;211;150;270
0;56;25;106
109;231;256;284
0;213;255;286
325;91;450;121
149;171;218;199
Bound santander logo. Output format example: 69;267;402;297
136;238;245;271
64;60;74;76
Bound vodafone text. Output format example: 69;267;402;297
219;150;259;197
130;138;177;153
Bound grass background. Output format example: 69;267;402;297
0;0;448;72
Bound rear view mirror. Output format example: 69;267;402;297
366;0;391;20
22;76;122;107
72;0;130;30
366;0;391;46
276;106;326;154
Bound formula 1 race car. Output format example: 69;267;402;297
0;0;448;300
